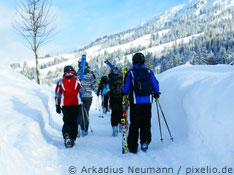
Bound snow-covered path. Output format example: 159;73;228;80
1;64;234;175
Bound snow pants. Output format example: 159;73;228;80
81;97;92;115
62;105;80;140
128;103;152;153
102;92;110;111
110;97;122;127
77;104;89;132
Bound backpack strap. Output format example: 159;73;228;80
129;69;135;87
147;68;151;78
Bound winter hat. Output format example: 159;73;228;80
64;65;75;73
132;52;145;65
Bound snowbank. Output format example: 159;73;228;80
0;65;62;175
1;64;234;175
157;64;234;166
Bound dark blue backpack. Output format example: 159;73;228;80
131;68;153;96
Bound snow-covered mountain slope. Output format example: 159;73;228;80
174;0;233;16
1;63;234;175
11;0;234;85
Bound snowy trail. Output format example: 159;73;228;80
55;96;174;174
1;64;234;175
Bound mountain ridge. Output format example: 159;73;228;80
11;0;234;85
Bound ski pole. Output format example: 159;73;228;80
156;98;163;143
156;98;174;141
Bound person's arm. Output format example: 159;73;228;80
122;71;132;94
55;80;63;106
151;71;160;99
97;83;101;96
151;71;159;93
90;74;97;90
55;79;63;114
91;71;96;79
75;78;85;94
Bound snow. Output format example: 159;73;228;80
15;0;233;78
30;28;172;77
0;65;61;175
173;0;234;18
1;63;234;175
144;33;204;55
85;29;171;58
23;28;202;78
38;53;76;65
158;65;234;165
40;58;79;77
83;45;102;59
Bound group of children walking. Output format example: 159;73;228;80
55;52;160;153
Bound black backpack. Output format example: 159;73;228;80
131;68;153;96
109;73;122;97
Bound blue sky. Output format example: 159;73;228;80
0;0;187;63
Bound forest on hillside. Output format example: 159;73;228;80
11;5;234;85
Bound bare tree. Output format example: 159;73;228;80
15;0;56;84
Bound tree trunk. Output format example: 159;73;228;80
35;52;40;84
15;0;56;85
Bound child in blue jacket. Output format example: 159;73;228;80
122;52;160;153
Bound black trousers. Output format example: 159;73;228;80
62;105;80;140
128;103;152;153
103;92;110;110
110;97;122;127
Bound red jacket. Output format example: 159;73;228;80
55;71;83;106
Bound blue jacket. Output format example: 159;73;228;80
102;84;110;95
122;64;159;104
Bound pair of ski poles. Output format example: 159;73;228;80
155;98;173;143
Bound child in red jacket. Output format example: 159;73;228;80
55;65;84;148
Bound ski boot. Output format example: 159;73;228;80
141;143;149;152
64;133;74;148
81;130;88;137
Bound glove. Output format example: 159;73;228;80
56;105;61;114
154;92;161;99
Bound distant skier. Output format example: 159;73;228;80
122;53;160;153
108;68;123;137
77;62;97;137
97;75;110;114
55;65;84;148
